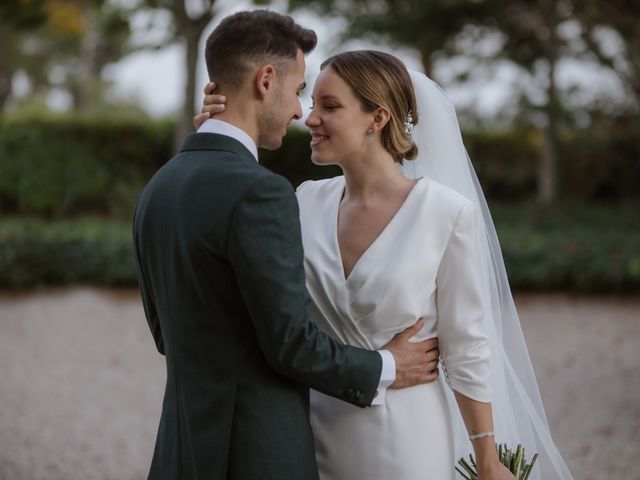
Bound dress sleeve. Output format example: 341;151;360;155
436;201;491;403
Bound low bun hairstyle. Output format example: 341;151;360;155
320;50;418;164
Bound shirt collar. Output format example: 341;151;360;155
196;119;258;162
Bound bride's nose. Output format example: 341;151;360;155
305;108;320;127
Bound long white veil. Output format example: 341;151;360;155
400;70;574;480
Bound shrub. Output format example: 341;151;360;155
0;201;638;292
0;115;173;217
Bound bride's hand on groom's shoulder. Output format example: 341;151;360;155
383;318;440;389
193;82;227;130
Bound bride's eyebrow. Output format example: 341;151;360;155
310;94;340;102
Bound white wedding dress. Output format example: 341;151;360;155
296;175;492;480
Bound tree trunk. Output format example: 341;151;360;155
538;6;560;208
174;31;200;152
538;119;556;208
419;47;433;77
76;5;98;111
0;67;12;111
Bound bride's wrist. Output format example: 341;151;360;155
471;437;500;471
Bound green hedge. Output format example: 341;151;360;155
0;116;638;218
490;201;640;292
1;202;639;292
0;115;172;217
0;218;135;288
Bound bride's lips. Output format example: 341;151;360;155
310;133;328;148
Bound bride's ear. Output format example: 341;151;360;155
371;107;391;133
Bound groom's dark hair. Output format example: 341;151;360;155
205;10;317;91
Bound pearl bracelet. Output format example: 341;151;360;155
469;431;495;441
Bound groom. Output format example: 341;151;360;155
133;10;439;480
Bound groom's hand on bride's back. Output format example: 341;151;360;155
384;318;440;389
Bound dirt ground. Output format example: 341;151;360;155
0;288;638;480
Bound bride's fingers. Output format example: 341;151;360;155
193;112;210;130
201;103;225;115
203;93;226;107
203;81;216;95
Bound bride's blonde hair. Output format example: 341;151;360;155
320;50;419;164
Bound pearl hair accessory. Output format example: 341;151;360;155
405;110;415;137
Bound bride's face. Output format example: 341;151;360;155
305;67;374;166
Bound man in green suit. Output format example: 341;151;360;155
133;10;439;480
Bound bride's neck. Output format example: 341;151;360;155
340;151;410;203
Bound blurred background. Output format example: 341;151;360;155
0;0;638;479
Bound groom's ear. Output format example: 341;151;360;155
255;64;276;100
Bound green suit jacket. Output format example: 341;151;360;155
133;133;382;480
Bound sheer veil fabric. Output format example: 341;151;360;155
400;71;574;480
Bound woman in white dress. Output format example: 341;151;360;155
296;50;513;480
198;50;573;480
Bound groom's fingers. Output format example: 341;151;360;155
396;317;425;341
426;359;439;372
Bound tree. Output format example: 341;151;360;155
135;0;220;148
0;0;132;113
574;0;640;110
0;0;48;111
286;0;579;206
488;0;575;206
288;0;494;77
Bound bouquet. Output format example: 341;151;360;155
456;444;538;480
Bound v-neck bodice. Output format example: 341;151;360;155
335;178;424;282
297;175;488;360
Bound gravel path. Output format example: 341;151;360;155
0;288;638;479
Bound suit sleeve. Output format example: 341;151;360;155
228;174;382;407
133;205;164;355
436;201;491;402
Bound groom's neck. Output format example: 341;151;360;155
213;96;260;147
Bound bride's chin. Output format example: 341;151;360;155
311;154;331;166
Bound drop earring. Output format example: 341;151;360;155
367;128;375;143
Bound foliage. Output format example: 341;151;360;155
1;200;638;291
288;0;493;76
131;0;220;148
574;0;640;109
0;114;173;216
457;444;538;480
0;217;135;288
0;0;133;112
490;200;640;292
286;0;640;207
0;117;637;219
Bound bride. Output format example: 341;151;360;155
197;50;573;480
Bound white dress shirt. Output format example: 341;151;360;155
197;118;396;405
